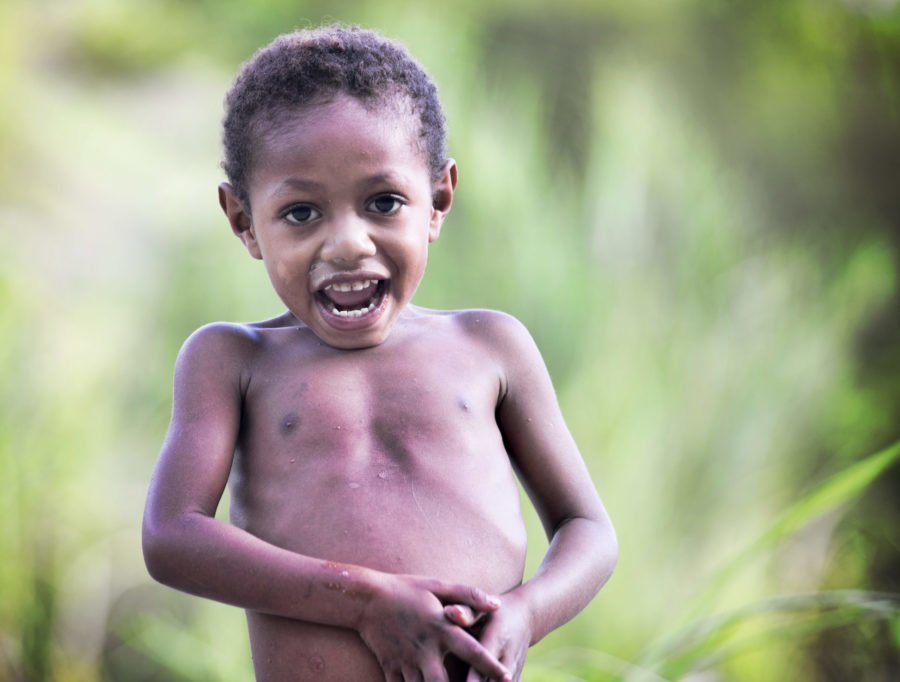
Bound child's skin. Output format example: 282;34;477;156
143;94;617;681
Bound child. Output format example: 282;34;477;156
143;25;617;682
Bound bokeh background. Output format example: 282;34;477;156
2;0;899;680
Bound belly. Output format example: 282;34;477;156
229;440;528;585
238;486;526;682
247;614;475;682
231;446;528;681
247;615;380;682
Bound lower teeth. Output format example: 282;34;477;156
330;301;376;318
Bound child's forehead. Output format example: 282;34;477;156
276;93;413;129
254;95;427;165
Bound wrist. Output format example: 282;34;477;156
300;559;385;631
501;586;538;645
348;565;390;632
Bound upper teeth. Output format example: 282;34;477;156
326;279;378;292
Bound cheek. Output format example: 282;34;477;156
276;260;289;281
268;258;305;297
405;241;429;283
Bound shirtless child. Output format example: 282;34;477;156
142;25;617;682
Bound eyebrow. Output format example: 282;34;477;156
364;172;410;186
269;177;324;198
270;172;413;199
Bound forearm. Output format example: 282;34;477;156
142;511;377;629
513;515;618;644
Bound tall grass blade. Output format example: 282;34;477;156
637;439;900;673
699;439;900;611
653;591;899;679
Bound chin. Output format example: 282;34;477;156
308;320;394;350
322;332;388;350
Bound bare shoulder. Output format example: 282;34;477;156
418;308;542;398
179;321;261;362
174;321;274;393
442;308;539;362
179;312;296;359
431;308;531;345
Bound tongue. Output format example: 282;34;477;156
324;281;378;308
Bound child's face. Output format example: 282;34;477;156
220;95;456;349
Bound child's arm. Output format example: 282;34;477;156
449;313;618;681
142;324;512;682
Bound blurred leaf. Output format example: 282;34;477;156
696;439;900;613
652;591;900;680
634;439;900;674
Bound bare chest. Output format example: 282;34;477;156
236;340;502;472
226;329;526;577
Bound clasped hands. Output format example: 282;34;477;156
356;573;532;682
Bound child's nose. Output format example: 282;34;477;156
321;214;377;263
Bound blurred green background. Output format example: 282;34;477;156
2;0;899;680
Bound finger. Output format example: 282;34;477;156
464;668;499;682
429;581;501;613
443;628;510;682
400;663;420;682
498;653;515;682
501;650;526;682
465;668;483;682
422;659;449;682
473;635;512;682
384;667;404;682
444;604;484;627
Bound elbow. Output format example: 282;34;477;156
578;509;617;587
598;514;618;585
604;524;619;581
142;515;189;587
142;522;171;585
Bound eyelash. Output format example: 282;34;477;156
282;205;321;225
281;194;405;225
368;194;405;216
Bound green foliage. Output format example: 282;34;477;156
1;0;898;680
695;440;900;614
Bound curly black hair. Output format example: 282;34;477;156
222;25;447;206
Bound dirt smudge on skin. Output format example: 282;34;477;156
308;654;326;673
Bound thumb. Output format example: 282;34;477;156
444;604;484;627
430;581;502;613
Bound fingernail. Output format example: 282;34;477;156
487;596;501;608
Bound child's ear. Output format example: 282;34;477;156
428;159;458;243
218;182;262;259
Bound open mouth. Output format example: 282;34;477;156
316;278;388;319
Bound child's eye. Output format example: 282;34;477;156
367;195;404;216
283;205;321;225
